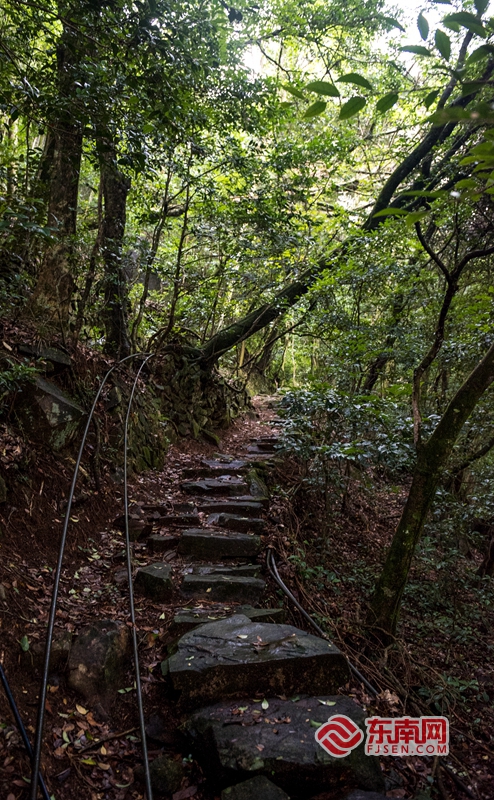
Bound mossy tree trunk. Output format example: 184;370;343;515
368;341;494;640
101;146;132;358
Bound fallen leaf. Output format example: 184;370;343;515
256;744;264;751
76;704;88;715
98;762;111;770
261;699;269;710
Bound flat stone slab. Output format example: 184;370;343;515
181;479;249;496
185;695;383;796
169;606;284;637
216;514;265;533
203;459;249;472
345;792;389;800
192;565;261;578
148;533;181;553
135;563;173;600
181;575;266;604
178;530;261;560
199;500;264;516
222;776;289;799
164;615;349;707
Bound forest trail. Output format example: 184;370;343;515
0;399;385;800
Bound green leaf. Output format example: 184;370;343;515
376;92;399;113
418;12;429;40
337;73;373;91
20;635;29;652
402;190;445;198
373;208;408;218
428;107;472;123
461;81;484;96
339;96;366;120
382;16;406;33
474;0;489;14
455;178;477;188
443;20;460;32
435;30;451;60
303;100;327;119
466;44;494;65
406;211;429;225
305;81;340;97
443;13;487;38
423;89;440;109
310;720;325;727
282;84;305;100
400;45;432;56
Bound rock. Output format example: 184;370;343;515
185;695;383;796
221;776;289;799
0;474;6;503
216;514;265;533
17;343;72;370
149;753;184;794
202;459;249;473
148;533;181;553
15;376;85;451
246;468;269;500
31;630;72;672
135;563;173;600
114;568;128;588
178;530;261;560
156;513;200;527
199;500;263;517
193;565;261;578
344;791;389;800
68;620;129;703
169;606;284;637
181;574;265;604
181;479;249;496
164;615;349;707
112;514;152;541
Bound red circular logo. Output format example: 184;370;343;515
315;714;364;758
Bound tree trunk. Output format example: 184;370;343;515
30;121;82;322
101;148;132;358
368;340;494;640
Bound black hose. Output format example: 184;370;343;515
123;355;155;800
267;550;379;697
0;663;51;800
30;352;150;800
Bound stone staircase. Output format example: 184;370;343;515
126;438;387;799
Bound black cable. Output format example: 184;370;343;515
123;355;155;800
267;550;379;697
30;352;150;800
0;663;51;800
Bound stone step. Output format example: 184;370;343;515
222;777;289;800
135;563;173;601
191;564;261;578
183;694;383;797
181;479;249;496
178;529;261;560
163;615;349;708
214;514;265;533
180;575;266;604
182;459;249;479
169;605;284;637
198;500;264;517
154;513;201;527
247;444;277;455
147;533;180;553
